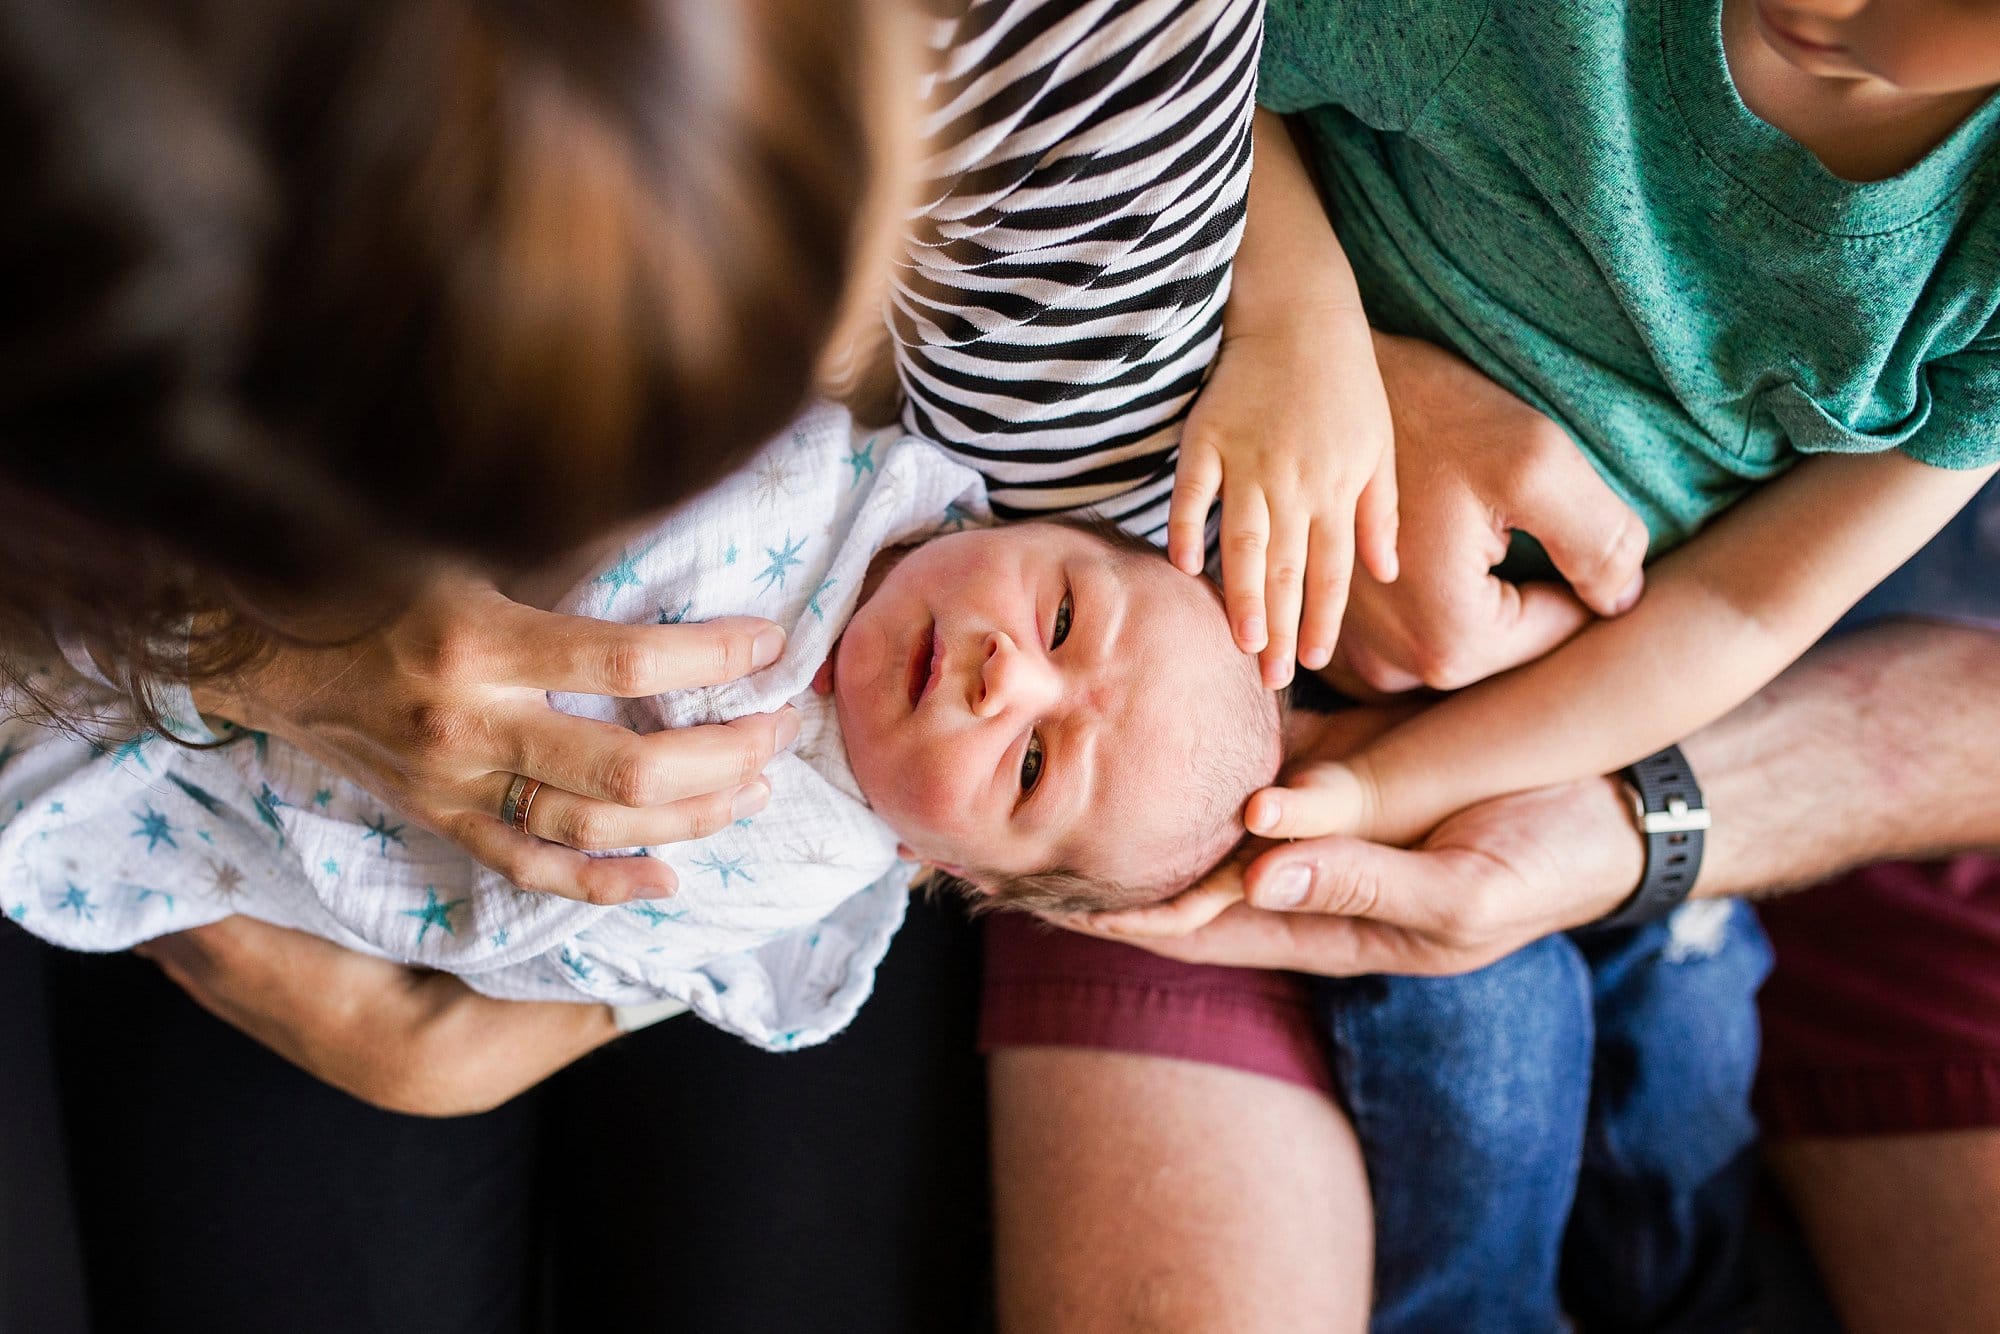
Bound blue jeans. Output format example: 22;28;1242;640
1317;900;1773;1333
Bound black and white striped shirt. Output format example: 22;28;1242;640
896;0;1261;540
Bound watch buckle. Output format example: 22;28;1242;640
1639;797;1711;835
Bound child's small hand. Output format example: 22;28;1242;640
1243;759;1383;844
1170;314;1399;689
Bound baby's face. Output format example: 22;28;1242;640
828;523;1265;896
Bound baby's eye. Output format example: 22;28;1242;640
1020;732;1045;794
1050;591;1073;649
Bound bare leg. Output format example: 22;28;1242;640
990;1048;1371;1334
1768;1130;2000;1334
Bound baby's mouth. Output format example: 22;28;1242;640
907;621;940;709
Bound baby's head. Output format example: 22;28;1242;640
825;519;1282;914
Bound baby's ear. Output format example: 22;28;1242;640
899;843;973;880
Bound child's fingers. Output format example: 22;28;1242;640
1168;445;1224;575
1220;483;1271;653
1296;515;1355;673
1259;504;1309;688
1242;763;1372;840
1355;449;1400;585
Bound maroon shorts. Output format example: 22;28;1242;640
981;855;2000;1138
1756;855;2000;1137
978;913;1332;1093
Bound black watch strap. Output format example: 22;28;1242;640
1595;745;1709;930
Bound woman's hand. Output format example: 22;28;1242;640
139;917;620;1116
1332;334;1650;693
198;570;796;905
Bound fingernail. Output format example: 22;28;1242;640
1612;573;1644;615
1300;644;1332;671
1254;865;1312;910
774;708;801;751
636;881;678;901
731;780;770;820
1239;615;1265;648
1247;792;1280;835
751;627;785;668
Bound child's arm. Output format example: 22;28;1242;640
1170;110;1398;689
1311;450;1999;846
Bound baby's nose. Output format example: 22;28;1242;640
972;631;1055;718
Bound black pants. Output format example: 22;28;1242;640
0;897;992;1334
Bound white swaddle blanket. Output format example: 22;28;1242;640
0;405;987;1049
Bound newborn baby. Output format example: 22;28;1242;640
0;404;1279;1048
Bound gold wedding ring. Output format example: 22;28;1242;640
500;774;544;835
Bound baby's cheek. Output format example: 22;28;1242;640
889;753;990;858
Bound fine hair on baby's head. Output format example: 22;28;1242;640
830;514;1285;919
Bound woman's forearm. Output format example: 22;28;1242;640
144;917;622;1117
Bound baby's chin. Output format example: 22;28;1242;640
823;632;908;829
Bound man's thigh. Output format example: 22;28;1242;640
1759;855;2000;1333
989;1047;1371;1334
1769;1130;2000;1334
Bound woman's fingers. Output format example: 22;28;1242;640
451;817;680;905
503;708;799;809
486;606;788;695
522;779;769;853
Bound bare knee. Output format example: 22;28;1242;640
1770;1129;2000;1334
990;1047;1371;1334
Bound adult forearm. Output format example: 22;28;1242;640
1687;619;2000;900
144;917;621;1117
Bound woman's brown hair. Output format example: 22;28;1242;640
0;0;900;707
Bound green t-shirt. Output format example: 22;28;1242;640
1262;0;2000;552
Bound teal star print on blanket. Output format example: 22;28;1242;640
0;404;989;1050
